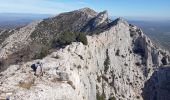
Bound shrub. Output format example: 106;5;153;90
57;32;88;46
121;55;125;58
96;93;105;100
135;62;141;66
104;49;110;73
97;76;101;83
78;55;84;60
33;47;48;59
58;32;76;45
77;33;88;45
78;65;81;69
136;96;140;99
109;96;116;100
124;63;128;66
0;60;4;71
115;49;120;56
102;75;109;82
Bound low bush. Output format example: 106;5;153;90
58;32;76;45
96;93;105;100
104;49;110;73
77;33;88;45
135;62;141;66
57;32;88;47
115;49;120;56
97;76;101;83
33;47;48;59
102;75;109;82
109;96;116;100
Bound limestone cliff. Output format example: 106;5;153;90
0;8;170;100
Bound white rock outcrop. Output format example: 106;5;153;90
0;8;169;100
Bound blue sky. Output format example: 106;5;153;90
0;0;170;20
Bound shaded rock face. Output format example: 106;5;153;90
0;8;170;100
81;10;109;32
142;66;170;100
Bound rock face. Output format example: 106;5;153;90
142;66;170;100
81;10;109;32
0;8;170;100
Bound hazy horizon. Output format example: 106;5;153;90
0;12;170;22
0;0;170;21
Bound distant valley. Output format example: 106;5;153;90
0;13;51;29
129;20;170;51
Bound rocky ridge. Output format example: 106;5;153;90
0;8;170;100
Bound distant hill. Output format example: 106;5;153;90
0;13;51;29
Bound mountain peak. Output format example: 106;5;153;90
77;7;98;17
92;10;109;27
78;7;96;12
115;17;128;24
0;8;170;100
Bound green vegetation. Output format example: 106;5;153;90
58;32;76;45
109;96;116;100
57;32;88;46
102;75;108;83
33;47;48;59
77;32;88;45
104;49;110;73
97;76;101;83
31;31;88;60
33;33;87;60
96;93;106;100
